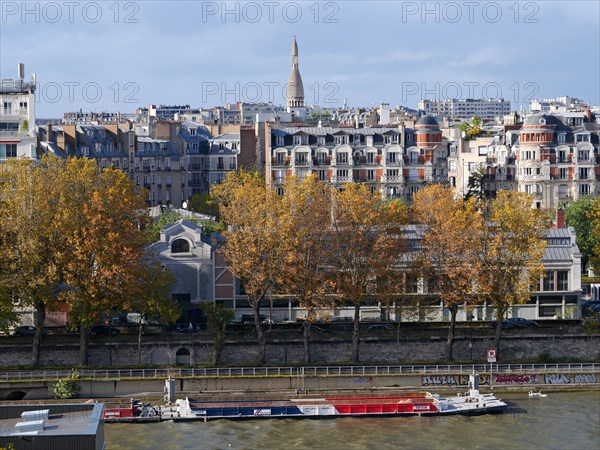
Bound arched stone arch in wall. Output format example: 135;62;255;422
175;348;191;365
150;347;172;365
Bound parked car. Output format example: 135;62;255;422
368;324;394;331
240;314;271;325
13;326;47;337
175;327;198;334
491;318;539;329
89;325;120;336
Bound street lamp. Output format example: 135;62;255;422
105;318;113;366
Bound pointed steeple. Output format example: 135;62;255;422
287;36;304;108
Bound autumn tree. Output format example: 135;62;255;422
280;175;335;363
412;184;485;361
590;196;600;275
203;302;234;365
211;171;289;365
128;254;180;364
565;196;599;274
146;209;183;243
329;183;408;362
479;191;550;356
54;158;150;366
0;157;67;366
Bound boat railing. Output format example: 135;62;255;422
0;363;598;381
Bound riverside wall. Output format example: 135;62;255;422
1;370;599;401
0;334;598;367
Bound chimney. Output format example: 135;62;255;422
46;124;52;143
556;208;566;229
585;107;592;122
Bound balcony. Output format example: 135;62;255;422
332;176;352;183
313;158;330;166
0;129;31;139
383;175;403;183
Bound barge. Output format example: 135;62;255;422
159;374;507;422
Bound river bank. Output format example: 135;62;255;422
1;363;598;400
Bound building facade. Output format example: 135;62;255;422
0;64;36;160
266;115;447;202
418;98;511;120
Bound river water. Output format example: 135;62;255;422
105;391;599;449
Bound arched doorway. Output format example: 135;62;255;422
5;391;27;400
175;348;191;365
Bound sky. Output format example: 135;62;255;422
1;0;599;118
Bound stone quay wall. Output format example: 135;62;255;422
0;334;598;368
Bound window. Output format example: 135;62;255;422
334;135;348;145
579;168;589;180
578;150;590;161
3;102;12;114
293;135;307;145
543;271;554;291
171;239;190;253
558;134;565;144
0;144;17;158
317;137;325;146
557;271;568;291
336;152;348;164
557;149;566;162
559;167;568;179
366;169;375;181
337;169;348;179
318;169;327;181
580;184;591;196
276;136;284;146
189;128;197;136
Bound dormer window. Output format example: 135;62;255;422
171;239;190;253
276;136;284;146
189;128;197;136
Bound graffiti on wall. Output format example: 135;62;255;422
422;373;597;387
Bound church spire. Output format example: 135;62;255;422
286;36;304;109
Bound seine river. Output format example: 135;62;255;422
105;391;599;449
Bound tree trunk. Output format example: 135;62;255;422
492;307;506;360
80;325;89;366
352;303;360;363
445;305;458;361
31;301;45;367
302;320;311;364
213;326;224;366
137;323;143;365
253;307;266;365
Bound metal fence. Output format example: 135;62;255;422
1;363;598;382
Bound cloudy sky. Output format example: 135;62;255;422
1;1;599;118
